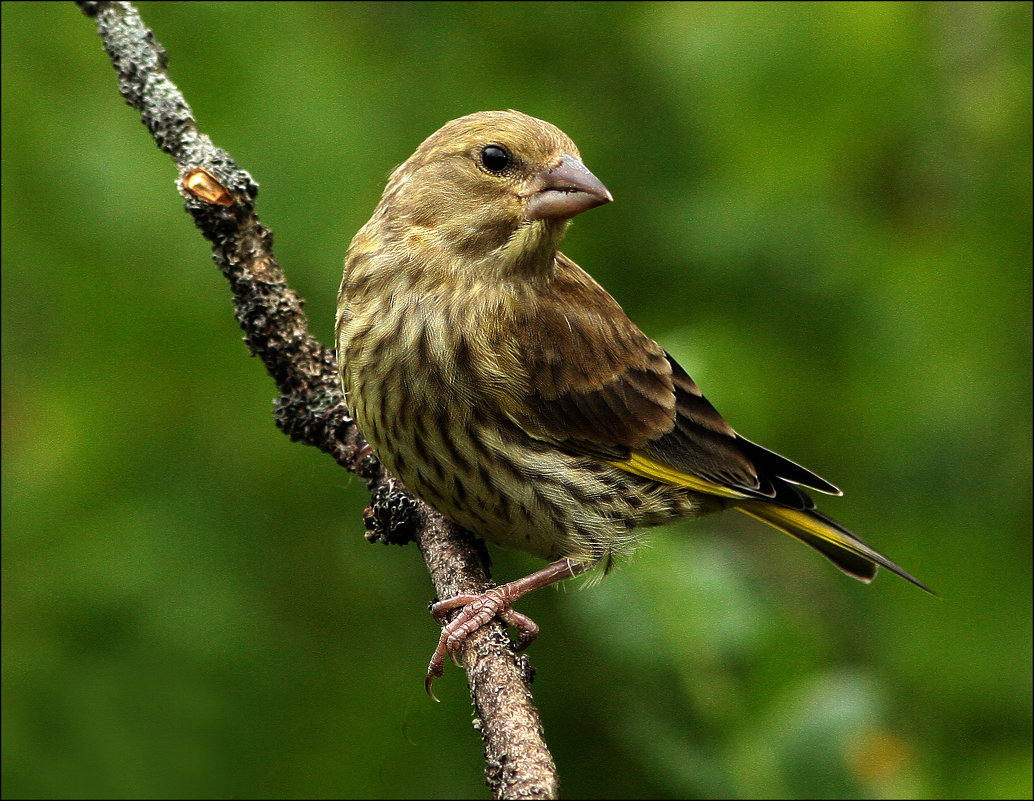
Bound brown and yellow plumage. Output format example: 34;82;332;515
336;110;928;692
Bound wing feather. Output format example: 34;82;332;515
513;254;838;508
500;253;930;592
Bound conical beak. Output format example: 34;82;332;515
525;154;613;221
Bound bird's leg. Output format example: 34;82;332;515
425;557;589;696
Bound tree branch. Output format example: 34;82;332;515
76;2;559;798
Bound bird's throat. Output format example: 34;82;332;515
496;218;568;280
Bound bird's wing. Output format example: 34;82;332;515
508;253;839;509
501;254;933;593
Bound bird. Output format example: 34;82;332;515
335;110;929;694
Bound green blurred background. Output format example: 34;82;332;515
3;2;1031;798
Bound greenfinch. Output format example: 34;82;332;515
336;110;928;691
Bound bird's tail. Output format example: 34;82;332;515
736;501;934;594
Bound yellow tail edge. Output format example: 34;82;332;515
737;502;935;595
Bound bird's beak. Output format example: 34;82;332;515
525;154;613;221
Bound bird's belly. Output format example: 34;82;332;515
352;369;703;564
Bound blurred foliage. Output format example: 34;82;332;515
2;2;1031;798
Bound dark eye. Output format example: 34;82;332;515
480;145;511;173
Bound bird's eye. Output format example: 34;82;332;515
479;145;511;174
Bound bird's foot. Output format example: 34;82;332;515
425;590;540;698
423;558;587;698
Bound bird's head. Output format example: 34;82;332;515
376;110;612;279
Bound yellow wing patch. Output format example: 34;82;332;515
607;452;751;500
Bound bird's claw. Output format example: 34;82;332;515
424;588;540;697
